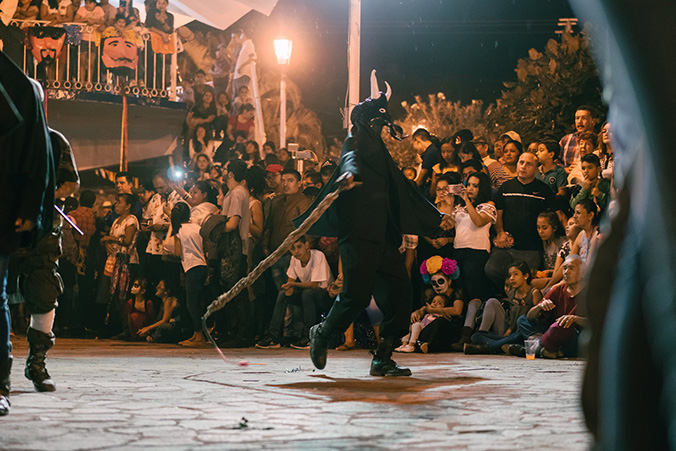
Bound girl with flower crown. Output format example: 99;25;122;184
400;256;464;353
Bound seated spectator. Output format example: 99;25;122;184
464;261;542;354
415;256;464;353
226;103;255;142
190;69;215;107
500;139;522;178
430;137;461;198
542;217;581;293
532;210;566;288
402;167;417;182
262;140;276;157
277;147;294;171
570;154;611;212
40;0;74;24
395;295;447;353
186;90;216;139
536;141;568;196
14;0;40;20
559;105;598;168
302;170;323;191
243;140;262;167
232;85;253;116
508;255;586;358
213;91;231;140
138;280;191;343
170;202;209;347
256;236;332;349
596;122;614;179
74;0;104;82
191;153;213;181
473;136;510;189
188;125;217;163
320;161;337;185
126;278;155;340
567;131;597;185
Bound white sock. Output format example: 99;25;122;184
30;310;56;334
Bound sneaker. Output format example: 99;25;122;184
290;337;310;349
395;343;415;353
255;335;281;349
370;357;412;377
309;323;329;370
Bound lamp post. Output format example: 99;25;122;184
274;37;292;149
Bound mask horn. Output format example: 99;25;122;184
370;69;380;99
384;81;392;101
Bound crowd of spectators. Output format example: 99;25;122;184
8;103;611;362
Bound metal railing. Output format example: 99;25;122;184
9;19;178;100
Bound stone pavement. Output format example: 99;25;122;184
2;338;592;450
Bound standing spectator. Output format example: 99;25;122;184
230;29;256;100
559;105;598;168
210;44;232;96
418;173;457;262
226;103;255;142
98;0;116;26
14;0;39;20
74;0;104;84
500;139;522;179
485;152;556;289
145;0;173;45
474;136;511;189
171;203;208;347
412;128;441;190
596;122;614;179
570;154;611;212
40;0;74;24
245;166;267;338
69;190;97;253
536;141;568;196
429;137;461;198
217;159;252;347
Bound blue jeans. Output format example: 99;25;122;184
0;255;11;362
471;315;539;353
268;287;326;339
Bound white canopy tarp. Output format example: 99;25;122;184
111;0;279;30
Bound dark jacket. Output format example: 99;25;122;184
294;124;443;243
0;51;54;253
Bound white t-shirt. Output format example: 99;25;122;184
234;39;256;78
453;202;497;252
176;222;207;272
146;191;184;255
221;184;250;256
286;249;332;289
190;201;218;227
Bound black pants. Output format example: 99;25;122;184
323;239;411;340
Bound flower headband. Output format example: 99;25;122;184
420;256;460;284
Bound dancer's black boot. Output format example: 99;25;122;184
0;356;12;415
370;337;412;377
25;328;56;392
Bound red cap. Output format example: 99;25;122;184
265;164;283;173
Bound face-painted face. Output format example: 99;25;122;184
430;274;449;295
130;280;142;295
102;37;138;75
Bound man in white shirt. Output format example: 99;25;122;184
230;29;256;100
256;236;332;350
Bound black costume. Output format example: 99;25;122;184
299;71;443;376
0;50;55;415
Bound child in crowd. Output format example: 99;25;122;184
567;131;596;184
256;236;332;349
542;217;581;293
570;154;611;212
395;295;447;353
126;278;155;340
532;210;566;288
464;261;543;354
232;85;253;115
170;203;209;347
536;141;568;196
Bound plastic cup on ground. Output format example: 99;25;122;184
525;338;539;360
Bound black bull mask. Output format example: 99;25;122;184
350;70;404;140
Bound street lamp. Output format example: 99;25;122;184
274;37;292;149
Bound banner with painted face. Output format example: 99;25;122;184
101;36;138;77
27;27;67;65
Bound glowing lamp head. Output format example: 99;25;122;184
274;38;293;65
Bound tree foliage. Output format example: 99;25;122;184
387;31;605;168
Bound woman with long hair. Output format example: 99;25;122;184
188;125;216;163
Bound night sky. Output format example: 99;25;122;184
240;0;575;140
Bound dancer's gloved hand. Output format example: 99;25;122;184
336;172;358;190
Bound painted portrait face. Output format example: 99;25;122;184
102;37;138;75
29;27;66;64
430;273;449;295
